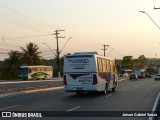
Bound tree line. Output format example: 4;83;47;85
0;43;156;80
0;42;63;80
120;55;156;74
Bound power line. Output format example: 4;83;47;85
0;34;51;40
0;3;61;30
0;15;50;34
0;4;61;32
0;43;21;47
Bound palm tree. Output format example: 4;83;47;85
21;42;43;65
7;50;22;79
8;50;21;69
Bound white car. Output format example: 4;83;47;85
155;74;160;80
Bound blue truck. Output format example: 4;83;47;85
133;69;145;79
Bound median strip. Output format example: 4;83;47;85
0;86;64;99
0;85;63;94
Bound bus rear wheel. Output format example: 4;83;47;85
102;84;108;94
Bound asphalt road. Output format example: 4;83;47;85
0;77;126;91
0;78;159;120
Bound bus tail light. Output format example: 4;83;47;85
63;75;67;85
92;74;97;85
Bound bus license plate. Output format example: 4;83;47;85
76;87;83;90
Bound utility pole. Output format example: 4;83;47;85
54;30;65;79
101;45;110;56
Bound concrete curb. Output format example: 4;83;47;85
0;86;64;99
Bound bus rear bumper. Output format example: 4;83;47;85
64;85;99;92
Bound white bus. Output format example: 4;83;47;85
19;66;53;80
63;52;118;95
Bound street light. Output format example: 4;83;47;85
43;43;56;57
139;11;160;30
59;37;72;54
107;48;114;57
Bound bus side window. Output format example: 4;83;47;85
110;60;114;73
107;60;111;72
102;59;107;72
97;58;102;72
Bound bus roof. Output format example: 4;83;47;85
73;52;98;55
66;52;115;60
20;66;52;68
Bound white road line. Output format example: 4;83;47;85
66;106;81;112
0;105;19;110
105;94;112;98
148;91;160;120
0;92;24;99
118;79;126;82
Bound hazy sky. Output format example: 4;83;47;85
1;0;160;60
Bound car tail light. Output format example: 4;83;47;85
92;74;97;85
63;75;67;85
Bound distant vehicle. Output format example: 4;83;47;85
133;69;145;79
19;66;53;80
129;74;138;80
155;74;160;80
63;52;118;95
119;69;132;77
145;74;151;78
158;68;160;74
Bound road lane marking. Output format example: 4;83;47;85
0;105;19;110
105;94;112;98
66;106;81;112
118;79;126;82
148;91;160;120
0;92;24;99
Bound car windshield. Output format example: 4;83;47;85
156;75;160;76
